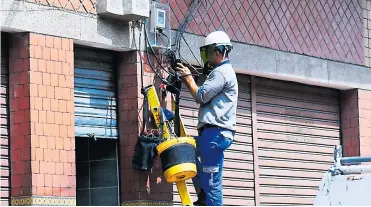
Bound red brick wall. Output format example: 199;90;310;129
358;90;371;155
9;33;33;197
117;51;172;204
341;90;360;156
341;89;371;157
163;0;364;65
9;32;76;198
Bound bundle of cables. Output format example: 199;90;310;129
132;0;212;171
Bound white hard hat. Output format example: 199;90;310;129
202;31;232;47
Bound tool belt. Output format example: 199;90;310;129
198;124;234;141
198;124;225;134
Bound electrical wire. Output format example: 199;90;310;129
143;24;168;84
144;23;176;77
173;0;208;74
176;0;202;50
157;32;170;49
179;33;202;68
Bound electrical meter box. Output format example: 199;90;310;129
97;0;149;21
147;2;171;49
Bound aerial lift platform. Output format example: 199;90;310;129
314;146;371;206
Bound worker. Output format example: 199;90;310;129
175;31;238;206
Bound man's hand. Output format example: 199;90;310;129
175;63;192;77
174;62;199;100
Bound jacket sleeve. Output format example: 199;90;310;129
195;70;226;104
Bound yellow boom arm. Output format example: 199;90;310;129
146;85;194;206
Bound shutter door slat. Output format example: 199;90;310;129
256;77;340;206
257;104;340;121
258;131;339;146
258;114;340;129
74;47;117;139
257;140;335;154
259;160;330;171
1;34;10;206
260;177;321;187
256;87;338;105
260;196;315;205
255;77;339;96
174;76;255;205
256;96;339;113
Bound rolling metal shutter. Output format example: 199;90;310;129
173;75;255;206
0;34;10;206
74;47;118;138
255;77;340;205
74;47;119;206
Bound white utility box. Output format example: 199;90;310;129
97;0;149;21
147;2;171;49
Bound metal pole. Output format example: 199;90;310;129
340;156;371;165
333;165;371;175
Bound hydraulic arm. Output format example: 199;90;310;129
146;85;196;206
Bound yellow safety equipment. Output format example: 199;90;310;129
146;85;197;206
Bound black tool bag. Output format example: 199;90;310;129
131;134;162;171
131;90;163;171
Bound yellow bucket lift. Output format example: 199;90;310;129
146;85;197;206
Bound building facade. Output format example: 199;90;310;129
1;0;371;206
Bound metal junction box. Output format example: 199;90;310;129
147;2;171;49
97;0;149;21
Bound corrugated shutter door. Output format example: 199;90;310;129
173;75;255;206
255;77;340;205
1;34;10;206
74;47;118;139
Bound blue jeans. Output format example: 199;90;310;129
192;127;233;206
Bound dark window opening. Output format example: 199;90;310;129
76;137;119;206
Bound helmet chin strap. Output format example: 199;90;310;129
222;49;227;60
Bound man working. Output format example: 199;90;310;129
175;31;238;206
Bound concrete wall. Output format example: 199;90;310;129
179;32;371;91
0;0;135;51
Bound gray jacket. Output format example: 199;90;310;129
195;61;238;139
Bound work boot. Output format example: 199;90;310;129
193;189;206;206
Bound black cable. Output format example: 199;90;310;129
173;0;203;73
144;25;167;83
176;0;202;52
179;34;202;73
180;33;201;66
131;21;148;136
158;32;170;49
179;54;201;76
144;24;175;77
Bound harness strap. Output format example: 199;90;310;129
141;89;148;135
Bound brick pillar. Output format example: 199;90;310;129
341;89;360;156
358;90;371;156
341;89;371;157
117;51;172;206
9;33;76;206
